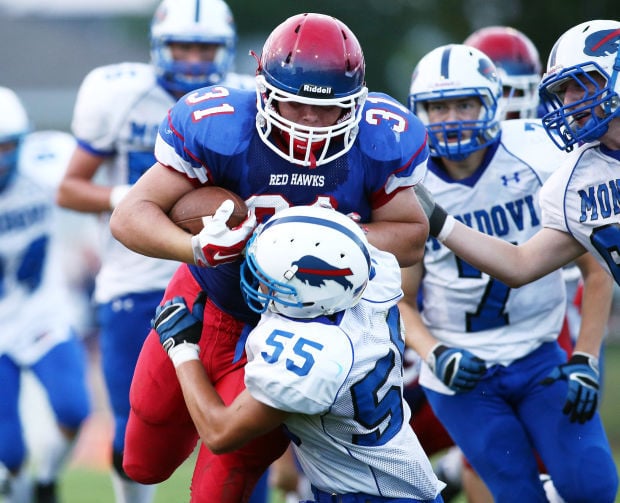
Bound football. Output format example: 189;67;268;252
168;186;248;235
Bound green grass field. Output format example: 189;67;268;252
56;344;620;503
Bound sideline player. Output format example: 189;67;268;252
55;1;254;501
153;206;445;502
458;25;605;503
401;43;615;503
110;12;430;502
413;20;620;502
0;87;91;503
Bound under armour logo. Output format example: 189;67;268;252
501;173;520;185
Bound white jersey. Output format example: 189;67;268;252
540;142;620;286
244;248;443;499
419;119;568;392
71;62;254;302
0;131;77;365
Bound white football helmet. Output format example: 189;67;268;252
464;26;542;119
240;206;372;319
150;0;237;95
254;13;368;168
0;87;30;191
539;19;620;151
408;44;502;160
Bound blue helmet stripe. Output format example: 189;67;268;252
440;46;451;79
194;0;200;22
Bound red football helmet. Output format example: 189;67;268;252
464;26;542;119
254;13;368;167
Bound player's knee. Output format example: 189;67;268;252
552;447;618;503
121;450;176;485
55;402;90;431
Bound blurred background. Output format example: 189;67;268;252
3;1;619;500
2;0;619;131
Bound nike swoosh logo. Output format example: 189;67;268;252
213;251;239;261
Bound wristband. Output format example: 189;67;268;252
436;215;455;243
427;203;447;237
191;234;208;267
109;184;132;210
168;343;200;368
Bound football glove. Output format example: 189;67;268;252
540;352;599;424
414;183;450;238
427;343;487;392
191;199;257;267
153;292;206;368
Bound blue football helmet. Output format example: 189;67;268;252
240;206;372;319
150;0;237;96
539;19;620;151
254;13;368;167
409;44;502;161
0;87;29;192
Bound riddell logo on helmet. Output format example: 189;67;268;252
299;84;334;97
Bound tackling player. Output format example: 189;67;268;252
152;206;445;502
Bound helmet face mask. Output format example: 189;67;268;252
150;0;237;95
0;87;29;191
254;13;368;167
240;206;372;319
538;19;620;151
409;44;502;161
464;26;542;119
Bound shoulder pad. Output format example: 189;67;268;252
357;92;428;163
165;86;257;157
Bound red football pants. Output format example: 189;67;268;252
123;264;289;502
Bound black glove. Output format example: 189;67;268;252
427;343;487;392
541;352;599;424
153;292;207;367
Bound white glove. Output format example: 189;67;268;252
191;199;257;267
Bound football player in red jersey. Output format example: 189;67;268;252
111;12;430;502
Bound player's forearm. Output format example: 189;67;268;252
442;220;533;288
175;361;250;454
399;297;437;359
110;199;195;263
57;177;118;213
367;220;427;267
573;261;613;358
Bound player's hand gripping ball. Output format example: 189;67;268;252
169;186;248;234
